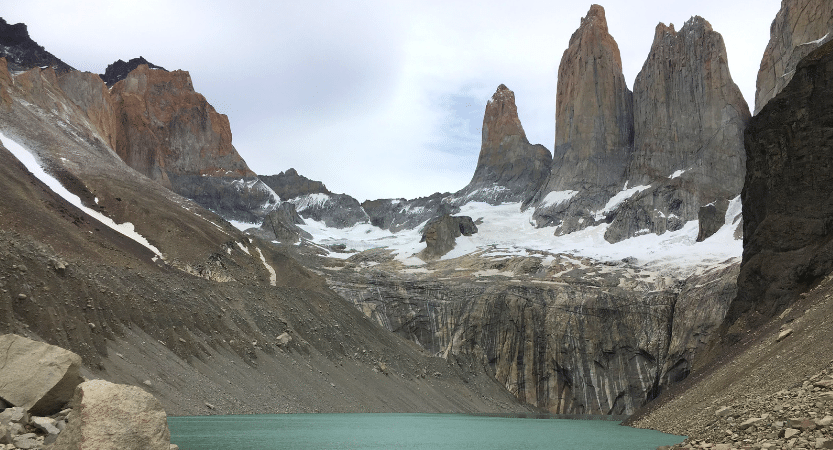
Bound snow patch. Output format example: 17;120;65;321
0;132;165;261
235;242;250;255
255;248;277;286
290;193;331;212
541;190;578;208
594;184;651;220
799;33;829;46
669;169;686;179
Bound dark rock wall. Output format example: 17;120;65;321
0;18;73;74
730;40;833;328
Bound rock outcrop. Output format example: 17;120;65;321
260;168;368;228
259;168;329;200
109;63;277;221
252;202;312;243
0;334;84;416
453;84;551;204
52;380;172;450
0;18;73;74
604;17;749;243
729;40;833;328
418;215;477;260
363;193;460;232
755;0;833;114
100;56;167;87
326;253;740;414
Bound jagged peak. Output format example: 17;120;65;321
100;56;167;87
580;4;609;33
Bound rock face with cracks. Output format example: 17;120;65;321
531;4;633;234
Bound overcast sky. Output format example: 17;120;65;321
5;0;782;201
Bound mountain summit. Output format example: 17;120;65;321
0;17;73;74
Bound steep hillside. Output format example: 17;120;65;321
0;57;531;416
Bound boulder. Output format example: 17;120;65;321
51;380;171;450
697;199;730;242
0;334;83;415
418;215;478;260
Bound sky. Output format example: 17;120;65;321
4;0;782;202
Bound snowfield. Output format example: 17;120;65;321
292;196;743;276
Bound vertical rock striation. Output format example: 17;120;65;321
454;84;551;204
730;40;833;329
755;0;833;114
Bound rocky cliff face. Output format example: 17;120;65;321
324;252;739;414
603;17;749;243
755;0;833;114
532;4;634;232
0;18;73;74
729;40;833;330
454;84;551;205
109;63;277;222
363;193;460;232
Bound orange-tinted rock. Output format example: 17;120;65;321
755;0;833;114
548;4;633;193
456;84;551;204
110;64;254;185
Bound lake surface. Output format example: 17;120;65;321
168;413;685;450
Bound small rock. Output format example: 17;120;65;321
739;417;765;430
276;332;292;347
0;424;10;445
204;402;215;410
817;438;833;449
783;428;800;439
170;445;179;450
816;415;833;426
12;434;40;450
30;416;60;435
715;406;734;417
814;379;833;389
16;294;26;300
0;407;28;425
776;328;793;342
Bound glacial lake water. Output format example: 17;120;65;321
168;413;685;450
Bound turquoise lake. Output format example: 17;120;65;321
168;413;685;450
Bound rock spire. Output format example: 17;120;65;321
455;84;551;204
548;4;634;193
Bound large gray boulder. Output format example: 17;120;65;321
0;334;83;416
418;215;478;260
51;380;171;450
